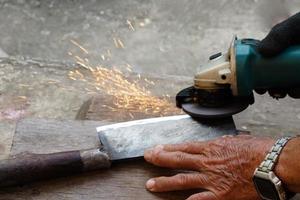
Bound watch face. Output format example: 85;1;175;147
253;176;280;200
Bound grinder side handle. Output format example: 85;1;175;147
0;149;111;187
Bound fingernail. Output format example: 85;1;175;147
154;144;164;152
144;145;164;161
148;144;163;152
144;149;153;161
146;179;155;191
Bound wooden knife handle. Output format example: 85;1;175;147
0;149;111;187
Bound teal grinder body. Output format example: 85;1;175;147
235;38;300;98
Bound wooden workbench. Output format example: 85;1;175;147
0;58;299;199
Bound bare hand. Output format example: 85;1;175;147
144;135;275;200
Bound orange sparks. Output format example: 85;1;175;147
70;39;89;54
126;19;135;31
113;37;125;48
68;41;181;117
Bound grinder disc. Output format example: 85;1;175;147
181;100;250;119
176;86;253;119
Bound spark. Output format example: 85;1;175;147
139;22;145;27
126;66;132;72
70;39;89;54
47;79;60;83
129;112;134;119
69;41;181;118
126;19;135;31
18;84;30;87
117;38;125;48
69;76;77;80
113;37;125;48
17;96;27;100
144;78;155;85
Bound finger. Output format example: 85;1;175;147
144;147;202;170
162;141;207;154
146;173;209;192
163;135;245;153
186;191;217;200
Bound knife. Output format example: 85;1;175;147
0;115;236;187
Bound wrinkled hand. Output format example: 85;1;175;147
144;135;275;200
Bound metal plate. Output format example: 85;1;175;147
97;115;236;161
181;99;250;119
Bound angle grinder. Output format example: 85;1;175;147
176;37;300;119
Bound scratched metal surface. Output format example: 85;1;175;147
98;115;236;160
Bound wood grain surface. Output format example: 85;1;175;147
0;118;203;200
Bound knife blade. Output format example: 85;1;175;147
98;115;236;161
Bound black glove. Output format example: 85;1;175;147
258;12;300;57
256;12;300;98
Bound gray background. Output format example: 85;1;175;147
0;0;299;76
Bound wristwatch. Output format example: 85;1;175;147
253;137;293;200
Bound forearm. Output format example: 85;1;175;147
275;137;300;193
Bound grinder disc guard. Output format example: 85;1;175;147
176;86;253;119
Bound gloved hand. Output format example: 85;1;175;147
258;12;300;57
256;12;300;98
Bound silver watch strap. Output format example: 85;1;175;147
258;137;292;173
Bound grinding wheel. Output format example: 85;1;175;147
176;86;253;119
181;99;250;119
